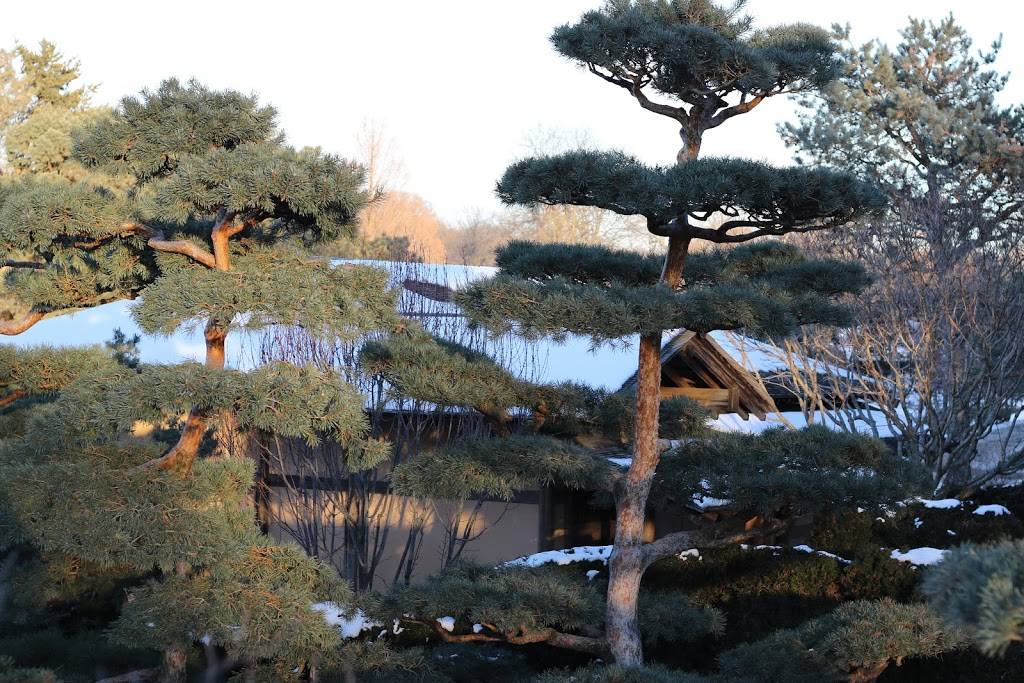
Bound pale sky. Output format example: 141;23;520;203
4;1;1022;223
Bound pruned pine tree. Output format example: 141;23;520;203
365;0;901;669
363;253;916;667
476;0;889;667
0;81;400;680
1;77;396;471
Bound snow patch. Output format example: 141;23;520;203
890;547;947;566
312;603;381;639
437;616;456;632
792;544;852;564
586;569;600;581
473;623;484;633
693;479;730;510
505;545;613;568
744;544;851;564
678;548;701;562
973;504;1011;516
693;494;731;509
916;498;962;510
608;457;632;468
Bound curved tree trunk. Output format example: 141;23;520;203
154;320;227;476
604;119;701;666
606;227;690;666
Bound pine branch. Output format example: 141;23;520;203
0;390;28;408
639;520;788;568
429;620;608;657
707;94;766;128
683;217;853;243
94;669;160;683
0;259;45;269
135;224;217;268
210;211;260;270
0;310;45;335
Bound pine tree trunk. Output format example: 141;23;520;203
606;234;690;667
606;332;661;666
159;643;187;683
156;320;227;476
156;216;241;476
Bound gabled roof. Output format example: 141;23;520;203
619;330;777;420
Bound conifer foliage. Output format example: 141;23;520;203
0;80;398;680
924;540;1024;657
361;0;918;671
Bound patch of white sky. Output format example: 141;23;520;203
3;1;1021;223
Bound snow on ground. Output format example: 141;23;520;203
504;545;613;568
890;547;947;566
974;504;1012;516
508;542;858;570
436;616;456;632
792;544;852;564
916;498;963;509
742;544;852;564
709;409;896;438
312;602;381;638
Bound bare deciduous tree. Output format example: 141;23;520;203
351;119;448;263
260;260;539;589
779;197;1024;496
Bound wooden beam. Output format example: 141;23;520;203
661;363;695;388
660;387;732;410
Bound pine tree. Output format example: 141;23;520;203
0;40;92;174
361;0;919;670
781;15;1024;251
477;0;890;667
0;80;400;680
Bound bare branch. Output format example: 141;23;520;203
640;520;787;567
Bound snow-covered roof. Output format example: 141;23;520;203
1;261;642;389
4;260;894;435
